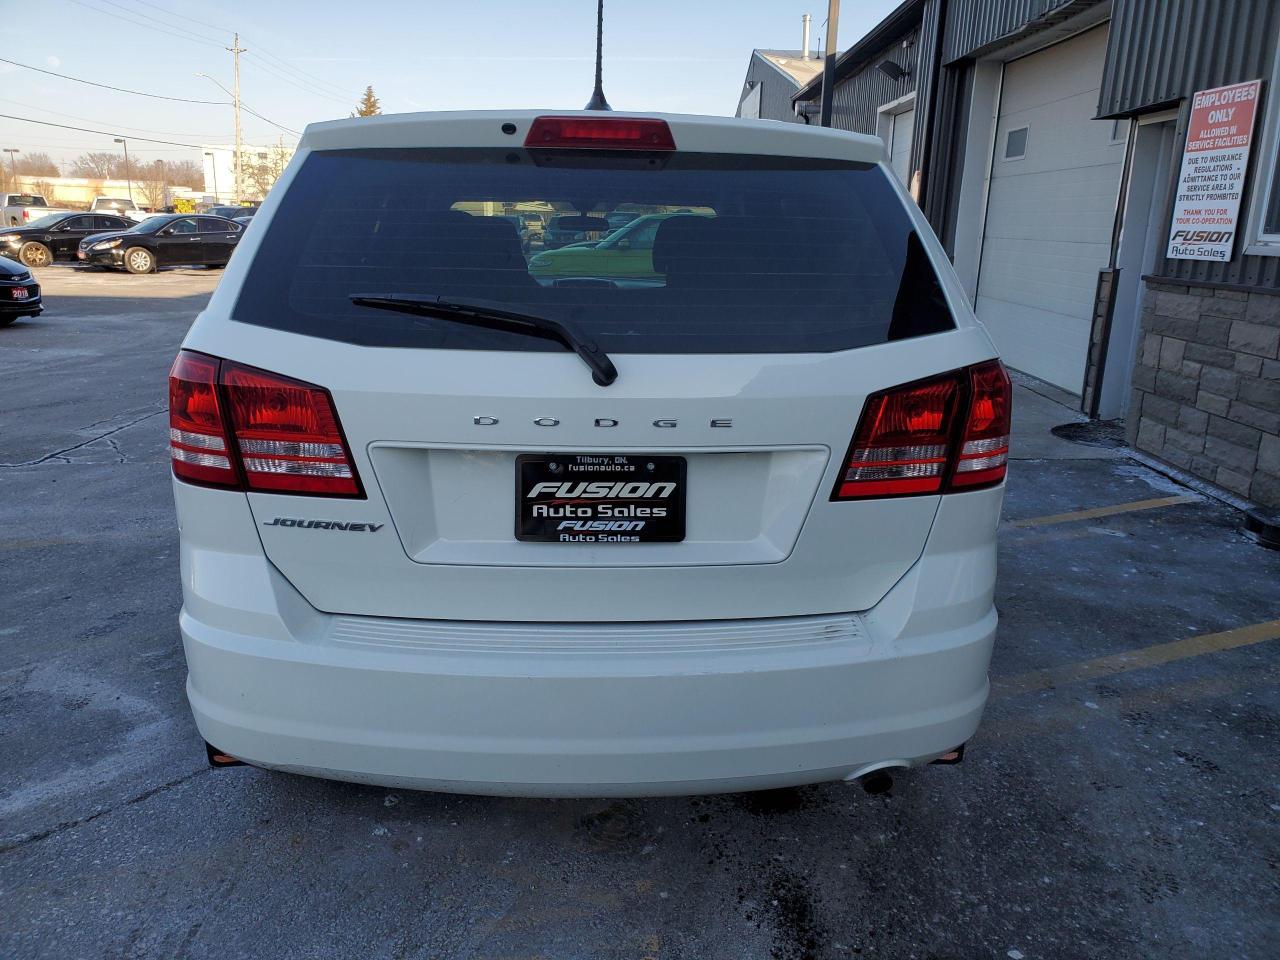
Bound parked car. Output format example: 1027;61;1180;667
206;204;259;221
2;193;74;226
167;111;1009;798
90;197;149;222
542;213;612;249
0;255;41;326
78;213;243;273
528;212;704;280
0;213;134;267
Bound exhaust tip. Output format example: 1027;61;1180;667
859;770;894;794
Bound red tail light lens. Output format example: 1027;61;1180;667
831;360;1012;500
221;363;361;496
168;351;238;487
834;374;963;499
167;350;362;497
524;116;676;150
951;360;1012;490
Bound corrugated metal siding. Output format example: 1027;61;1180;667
1100;0;1280;288
824;28;922;134
910;0;944;176
1099;0;1279;116
736;54;808;123
942;0;1086;62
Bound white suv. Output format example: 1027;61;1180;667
169;111;1010;797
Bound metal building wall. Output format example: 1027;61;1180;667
824;28;922;134
1099;0;1280;288
736;55;808;124
941;0;1093;61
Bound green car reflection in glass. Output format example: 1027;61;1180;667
528;212;708;281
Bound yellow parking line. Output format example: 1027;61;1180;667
992;619;1280;698
1009;494;1197;528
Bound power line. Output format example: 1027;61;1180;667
239;44;355;103
103;0;230;45
0;56;224;104
0;114;203;149
66;0;226;49
240;55;352;108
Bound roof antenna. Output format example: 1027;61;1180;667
584;0;612;110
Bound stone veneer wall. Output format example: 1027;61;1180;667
1127;279;1280;509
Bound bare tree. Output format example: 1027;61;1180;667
167;159;203;189
31;178;60;204
16;152;59;177
138;160;168;210
243;140;293;200
69;151;124;179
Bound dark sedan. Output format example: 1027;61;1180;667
0;213;134;268
0;255;41;326
77;214;243;274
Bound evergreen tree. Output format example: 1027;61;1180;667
353;85;382;117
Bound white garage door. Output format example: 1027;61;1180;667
889;108;914;185
975;26;1124;393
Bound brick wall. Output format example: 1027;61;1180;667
1127;280;1280;508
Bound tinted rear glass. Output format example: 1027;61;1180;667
236;147;953;353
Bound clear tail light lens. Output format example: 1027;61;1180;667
167;350;362;497
831;360;1011;501
168;351;238;487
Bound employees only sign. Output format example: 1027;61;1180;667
1167;79;1262;262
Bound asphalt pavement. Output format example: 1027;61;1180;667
2;264;1278;960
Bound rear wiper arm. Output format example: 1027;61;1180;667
349;293;618;386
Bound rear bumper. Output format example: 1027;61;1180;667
184;605;993;797
177;483;1001;797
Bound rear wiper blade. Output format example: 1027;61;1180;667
349;293;618;387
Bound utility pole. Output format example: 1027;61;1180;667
3;148;18;191
227;33;246;203
819;0;841;127
113;138;133;203
204;151;219;202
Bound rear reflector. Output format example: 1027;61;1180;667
524;116;676;150
167;350;362;497
832;360;1012;500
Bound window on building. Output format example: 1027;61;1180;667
1004;126;1028;160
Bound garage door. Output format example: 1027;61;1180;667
975;26;1124;393
889;108;914;184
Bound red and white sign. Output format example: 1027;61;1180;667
1166;79;1262;262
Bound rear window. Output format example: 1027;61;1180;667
236;147;954;353
10;195;46;206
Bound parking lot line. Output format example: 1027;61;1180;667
1009;494;1197;528
992;618;1280;698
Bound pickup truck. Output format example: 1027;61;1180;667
2;194;74;226
90;197;152;223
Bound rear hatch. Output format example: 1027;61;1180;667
183;113;1000;622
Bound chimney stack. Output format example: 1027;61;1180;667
802;13;812;59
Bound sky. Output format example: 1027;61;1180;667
0;0;902;170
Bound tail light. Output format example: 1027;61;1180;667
524;116;676;150
831;360;1011;500
167;350;362;497
168;351;237;487
21;209;29;222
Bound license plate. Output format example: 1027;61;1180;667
11;287;27;300
516;454;686;543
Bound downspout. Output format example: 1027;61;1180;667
915;0;948;216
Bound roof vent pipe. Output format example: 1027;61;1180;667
802;13;812;59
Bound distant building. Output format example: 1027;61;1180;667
736;50;823;122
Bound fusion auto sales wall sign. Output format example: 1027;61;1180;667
1167;79;1262;262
